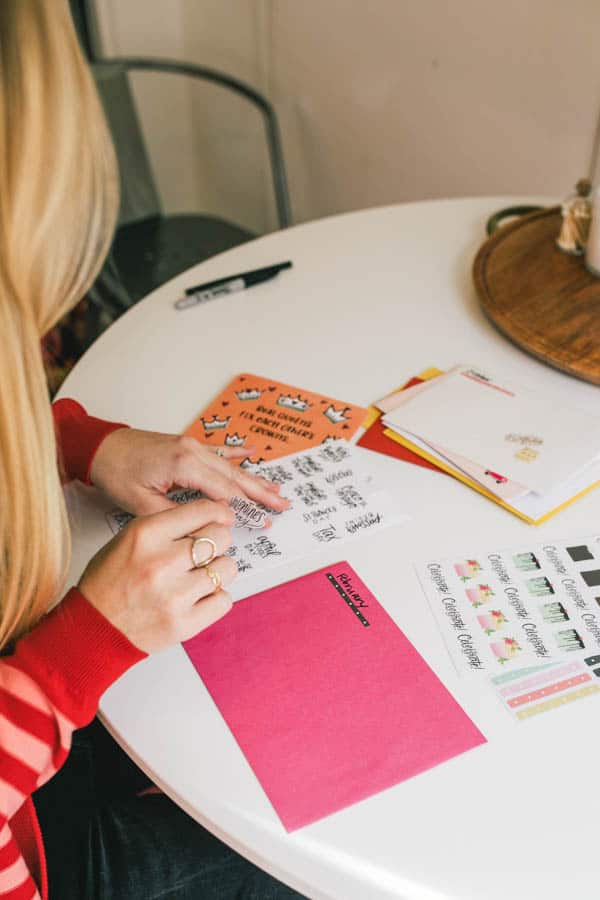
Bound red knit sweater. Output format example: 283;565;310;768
0;400;146;899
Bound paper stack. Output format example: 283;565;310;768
376;366;600;525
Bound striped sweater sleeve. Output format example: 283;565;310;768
0;590;146;898
0;400;136;897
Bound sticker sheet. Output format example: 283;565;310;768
184;373;368;464
416;536;600;675
107;443;407;583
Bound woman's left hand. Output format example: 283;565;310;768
89;428;289;517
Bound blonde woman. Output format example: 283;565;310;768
0;2;302;898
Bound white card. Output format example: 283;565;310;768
383;367;600;494
380;425;600;520
375;365;463;414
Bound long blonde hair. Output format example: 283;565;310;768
0;1;119;647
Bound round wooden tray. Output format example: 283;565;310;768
473;206;600;385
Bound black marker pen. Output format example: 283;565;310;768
175;261;292;310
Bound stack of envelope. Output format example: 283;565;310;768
375;366;600;525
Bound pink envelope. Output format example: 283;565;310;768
184;563;486;831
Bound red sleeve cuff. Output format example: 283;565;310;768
8;588;146;726
52;398;128;485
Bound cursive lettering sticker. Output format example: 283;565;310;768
106;443;408;594
229;495;268;529
416;534;600;676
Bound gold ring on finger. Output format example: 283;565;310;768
205;566;222;593
190;536;217;569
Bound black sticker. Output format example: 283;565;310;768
581;570;600;588
326;573;370;627
584;655;600;667
567;545;594;562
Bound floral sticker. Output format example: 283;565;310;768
490;637;522;665
454;559;482;581
466;584;495;607
477;610;509;635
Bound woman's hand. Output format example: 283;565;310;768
89;428;289;517
79;500;237;653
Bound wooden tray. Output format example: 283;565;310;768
473;206;600;385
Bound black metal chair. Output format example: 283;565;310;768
69;0;291;326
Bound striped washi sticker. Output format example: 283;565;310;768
508;672;591;708
500;661;584;698
490;662;558;687
516;684;600;720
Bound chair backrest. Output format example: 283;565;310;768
92;62;162;227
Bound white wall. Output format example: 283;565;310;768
270;0;600;223
96;0;600;230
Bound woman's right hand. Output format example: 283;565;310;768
79;500;237;653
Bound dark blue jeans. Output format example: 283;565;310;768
33;719;306;899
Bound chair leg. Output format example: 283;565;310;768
100;253;134;313
85;253;134;345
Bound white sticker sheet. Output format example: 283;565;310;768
416;536;600;675
107;442;408;580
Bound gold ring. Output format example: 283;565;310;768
190;536;217;569
214;447;226;458
205;566;222;593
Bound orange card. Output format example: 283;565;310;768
185;373;368;464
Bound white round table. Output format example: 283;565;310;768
59;198;600;900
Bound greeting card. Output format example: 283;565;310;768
185;373;368;464
184;562;486;830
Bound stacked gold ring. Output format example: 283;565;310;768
205;567;222;592
190;536;217;569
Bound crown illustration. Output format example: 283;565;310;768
200;415;230;431
276;394;310;411
240;457;265;470
323;404;350;425
224;432;246;447
235;388;262;401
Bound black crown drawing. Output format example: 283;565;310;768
323;404;350;425
235;388;262;401
224;432;246;447
240;457;265;470
276;394;310;411
200;415;230;431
